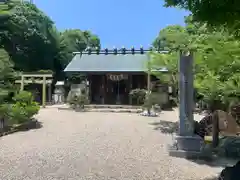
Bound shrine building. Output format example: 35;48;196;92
64;47;167;105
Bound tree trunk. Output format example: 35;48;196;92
212;111;219;148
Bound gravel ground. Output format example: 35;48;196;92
0;108;222;180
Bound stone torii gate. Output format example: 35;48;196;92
15;73;53;108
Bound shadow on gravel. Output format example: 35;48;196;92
149;120;179;134
16;119;43;132
161;107;175;111
0;119;43;137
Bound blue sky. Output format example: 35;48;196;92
34;0;189;48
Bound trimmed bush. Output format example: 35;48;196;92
129;88;147;105
8;91;40;124
13;91;34;104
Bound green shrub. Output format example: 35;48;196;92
13;91;33;105
8;91;40;124
142;92;167;111
0;103;11;127
129;88;147;105
24;101;40;118
0;103;10;119
9;102;28;124
142;92;154;106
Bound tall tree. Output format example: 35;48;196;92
163;0;240;32
0;1;101;73
0;48;16;100
0;0;58;71
151;17;240;109
60;29;101;66
61;29;100;52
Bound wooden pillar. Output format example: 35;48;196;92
20;75;24;91
48;84;51;104
42;76;46;108
138;75;141;88
129;74;132;105
212;111;219;148
88;75;92;104
102;75;105;104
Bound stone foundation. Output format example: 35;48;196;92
168;135;204;159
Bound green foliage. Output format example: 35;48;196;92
129;88;147;105
0;103;10;120
13;90;33;104
152;25;191;52
163;0;240;33
0;1;101;74
0;2;102;124
8;91;40;124
0;91;40;126
0;48;16;102
149;52;178;88
142;92;165;109
0;48;16;122
1;1;56;70
151;17;240;111
59;29;100;67
61;29;100;52
10;102;29;124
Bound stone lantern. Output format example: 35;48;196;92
53;81;65;104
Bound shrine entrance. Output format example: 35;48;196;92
106;74;128;104
90;74;129;105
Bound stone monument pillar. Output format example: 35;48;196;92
168;52;203;158
179;51;194;136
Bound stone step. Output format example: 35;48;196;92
56;104;143;113
85;104;141;109
87;108;142;113
58;108;142;113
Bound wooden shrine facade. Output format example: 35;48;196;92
64;47;166;105
88;73;147;105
